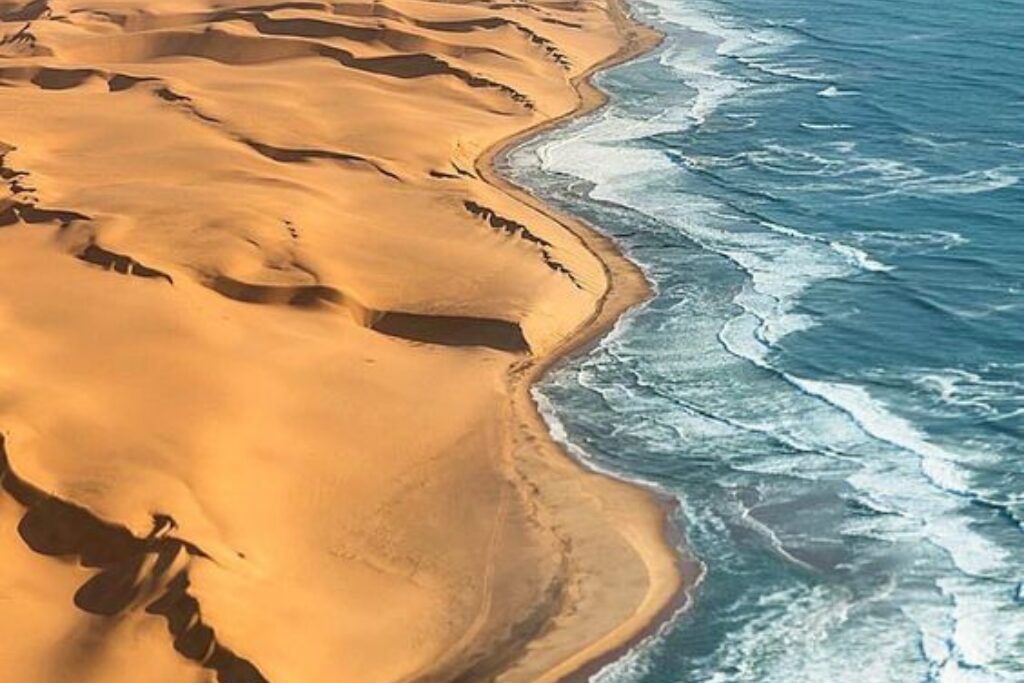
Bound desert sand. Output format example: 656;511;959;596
0;1;685;681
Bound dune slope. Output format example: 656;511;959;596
0;1;682;682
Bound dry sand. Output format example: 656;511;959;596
0;1;687;681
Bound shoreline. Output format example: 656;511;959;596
0;1;697;680
477;1;703;680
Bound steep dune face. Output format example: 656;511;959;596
0;2;677;683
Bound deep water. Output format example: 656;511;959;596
501;0;1024;680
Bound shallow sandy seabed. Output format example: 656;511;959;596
0;1;684;681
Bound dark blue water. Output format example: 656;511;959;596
501;0;1023;680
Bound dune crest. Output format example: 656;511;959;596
0;1;684;682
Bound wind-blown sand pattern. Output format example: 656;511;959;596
0;1;683;682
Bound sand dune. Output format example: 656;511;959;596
0;1;683;681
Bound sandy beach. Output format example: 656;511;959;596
0;1;686;681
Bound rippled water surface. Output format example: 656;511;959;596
502;0;1023;680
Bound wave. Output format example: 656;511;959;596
828;241;893;272
893;166;1021;197
913;367;1024;419
725;141;1019;200
656;42;748;126
646;0;791;125
648;0;796;60
711;319;1023;674
786;377;1016;577
800;122;853;130
751;218;893;273
736;56;834;83
791;380;972;492
930;575;1024;680
850;229;968;251
692;584;900;683
817;85;859;97
735;500;818;571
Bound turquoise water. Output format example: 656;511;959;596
501;0;1023;680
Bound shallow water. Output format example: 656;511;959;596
501;0;1024;680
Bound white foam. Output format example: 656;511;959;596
736;500;817;571
653;37;748;126
792;380;967;489
589;645;653;683
643;0;789;127
898;166;1021;196
916;372;964;403
817;85;859;97
650;0;795;59
736;141;1019;201
718;309;771;365
935;576;1024;682
829;241;894;272
851;229;968;251
755;218;892;274
906;134;969;150
800;122;854;130
789;378;1010;577
738;57;834;82
686;67;747;125
540;137;674;187
696;584;897;683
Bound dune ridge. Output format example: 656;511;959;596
0;0;686;682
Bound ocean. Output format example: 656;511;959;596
500;0;1024;680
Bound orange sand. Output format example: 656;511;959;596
0;1;685;681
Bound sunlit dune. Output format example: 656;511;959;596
0;1;683;681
